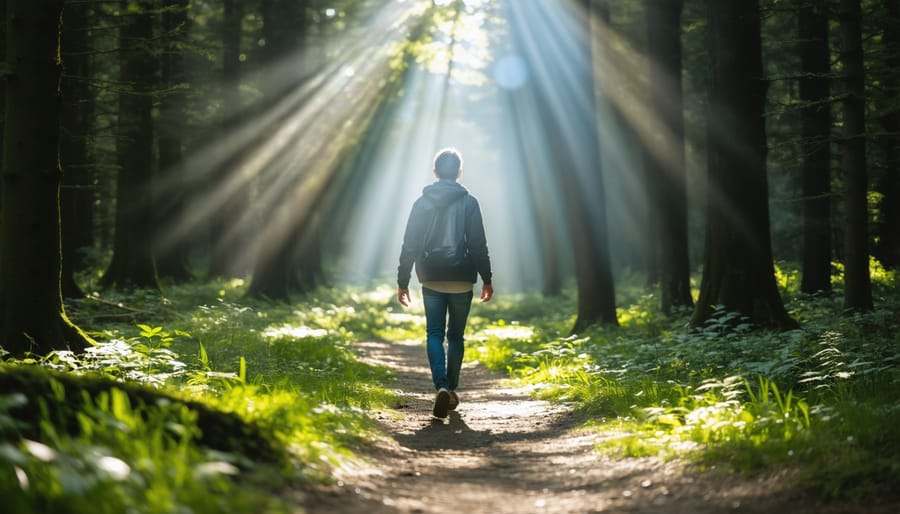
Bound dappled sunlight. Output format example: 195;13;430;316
479;323;534;341
262;325;329;340
349;285;397;304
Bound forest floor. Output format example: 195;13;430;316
299;340;895;514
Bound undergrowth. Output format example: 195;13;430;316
465;263;900;502
1;263;897;509
0;280;401;514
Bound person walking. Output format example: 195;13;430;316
397;148;493;418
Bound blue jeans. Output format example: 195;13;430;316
422;287;473;391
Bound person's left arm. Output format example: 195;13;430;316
465;198;493;299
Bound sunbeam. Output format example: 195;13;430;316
155;0;691;294
154;0;430;270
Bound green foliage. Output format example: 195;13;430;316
466;267;900;501
1;280;399;513
0;386;283;514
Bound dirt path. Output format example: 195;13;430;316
302;340;890;514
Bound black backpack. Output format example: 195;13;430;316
420;196;472;272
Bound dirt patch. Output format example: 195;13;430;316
302;340;893;514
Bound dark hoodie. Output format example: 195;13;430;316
397;180;492;289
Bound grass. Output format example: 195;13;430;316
466;263;900;502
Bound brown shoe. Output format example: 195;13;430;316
448;390;459;410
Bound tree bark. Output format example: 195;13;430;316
691;0;796;329
101;0;158;289
875;0;900;269
246;0;309;301
209;0;249;278
798;0;833;294
839;0;873;311
646;0;693;313
0;0;6;198
154;0;192;282
60;0;94;299
0;0;92;356
572;0;617;329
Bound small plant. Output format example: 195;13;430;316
36;325;191;387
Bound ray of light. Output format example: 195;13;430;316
154;0;717;293
154;0;432;268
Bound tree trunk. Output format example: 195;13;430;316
0;0;92;356
691;0;796;329
798;0;833;294
562;0;617;329
646;0;693;314
506;0;617;327
296;213;324;292
60;0;94;299
875;0;900;269
101;0;158;289
505;85;565;297
154;0;191;281
209;0;249;278
246;0;308;300
0;0;6;199
839;0;873;311
154;0;192;282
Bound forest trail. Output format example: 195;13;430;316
301;340;881;514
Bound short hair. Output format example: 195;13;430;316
433;148;463;180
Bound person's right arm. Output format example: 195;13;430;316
465;198;493;288
480;283;493;302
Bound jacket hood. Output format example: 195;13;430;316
422;180;468;209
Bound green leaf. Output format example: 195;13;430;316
198;342;209;368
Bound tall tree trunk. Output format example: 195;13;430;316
246;0;308;301
101;0;158;289
646;0;692;313
505;85;564;297
60;0;94;299
209;0;248;278
875;0;900;269
0;0;91;356
0;0;6;198
296;213;323;291
154;0;192;282
574;0;618;329
568;0;618;329
799;0;833;294
692;0;796;329
839;0;873;311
